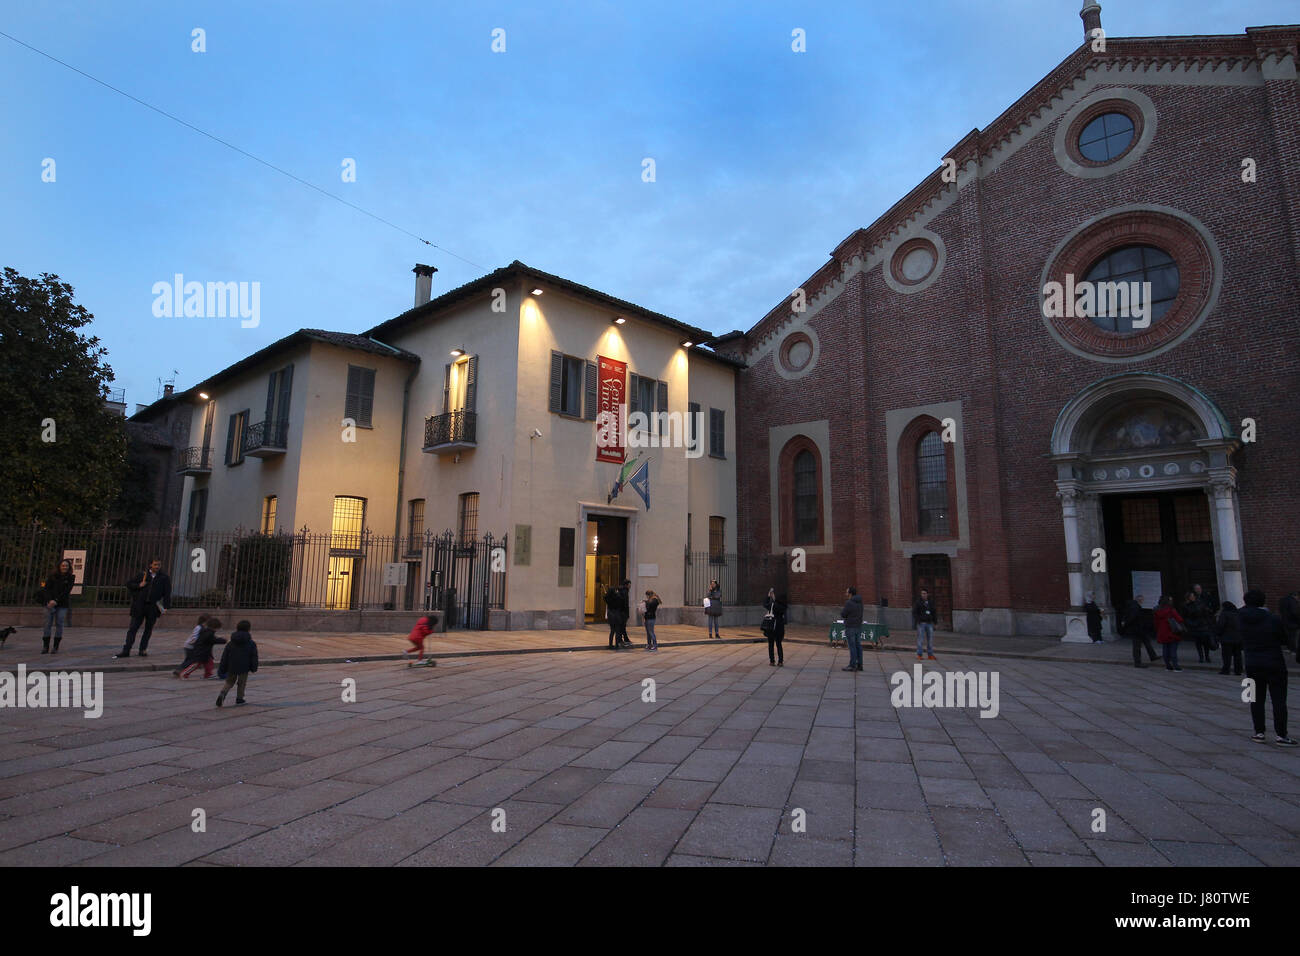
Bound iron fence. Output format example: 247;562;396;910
684;550;789;608
0;525;507;624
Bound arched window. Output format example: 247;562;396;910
916;432;950;536
778;436;824;547
793;450;819;545
899;416;959;541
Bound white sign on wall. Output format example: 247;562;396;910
1130;570;1163;603
382;563;405;587
637;563;659;578
62;549;87;595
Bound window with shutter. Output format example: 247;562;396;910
709;408;725;458
225;411;249;466
628;373;641;418
549;351;563;413
656;380;667;434
345;365;375;427
187;488;208;535
464;355;477;412
688;401;701;451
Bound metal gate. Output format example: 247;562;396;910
426;531;507;629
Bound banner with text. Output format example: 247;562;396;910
596;355;626;463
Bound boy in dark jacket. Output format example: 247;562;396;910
180;617;226;679
1238;590;1297;746
216;621;258;707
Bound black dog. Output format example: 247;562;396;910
0;626;15;648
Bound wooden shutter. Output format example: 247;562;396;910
225;413;238;464
345;366;361;424
584;361;597;421
201;401;214;449
465;355;478;412
277;365;293;426
355;367;375;427
443;363;452;414
549;351;562;413
265;373;278;424
688;401;700;450
628;373;641;417
656;380;668;427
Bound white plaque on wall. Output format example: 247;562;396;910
1130;570;1163;602
382;562;405;586
637;564;659;578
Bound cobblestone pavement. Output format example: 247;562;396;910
1;639;1296;866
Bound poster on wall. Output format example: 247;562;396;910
596;355;626;464
62;549;86;595
1131;570;1163;603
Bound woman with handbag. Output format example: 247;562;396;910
762;588;787;666
705;580;723;638
1154;594;1186;671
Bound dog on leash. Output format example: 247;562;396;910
0;626;15;648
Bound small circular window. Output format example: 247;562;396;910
1078;112;1135;162
1082;245;1180;332
890;238;937;285
779;331;815;374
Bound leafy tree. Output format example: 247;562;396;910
0;268;127;527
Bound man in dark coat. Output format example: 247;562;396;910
116;558;171;658
1121;594;1158;668
841;586;864;673
1084;593;1103;643
1238;589;1296;745
913;589;937;660
605;580;630;650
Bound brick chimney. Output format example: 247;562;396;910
163;383;174;397
413;263;437;308
1081;1;1102;40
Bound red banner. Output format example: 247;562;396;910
596;355;626;463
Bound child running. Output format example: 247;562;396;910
172;614;209;677
404;615;434;662
215;620;259;707
180;617;226;679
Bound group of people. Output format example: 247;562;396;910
834;586;938;672
600;580;663;651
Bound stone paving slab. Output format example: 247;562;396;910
1;640;1298;865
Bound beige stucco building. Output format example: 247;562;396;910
163;262;739;628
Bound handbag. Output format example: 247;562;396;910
761;611;776;634
1169;618;1185;636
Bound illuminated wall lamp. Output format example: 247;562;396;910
450;347;466;358
613;316;626;325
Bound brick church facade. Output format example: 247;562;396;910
728;4;1300;638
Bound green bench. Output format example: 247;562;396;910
828;621;889;650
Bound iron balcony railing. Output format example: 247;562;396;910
423;409;476;450
243;419;289;455
176;446;213;474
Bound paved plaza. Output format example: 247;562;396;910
1;628;1297;866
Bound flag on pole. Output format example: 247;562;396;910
607;456;641;504
628;458;650;510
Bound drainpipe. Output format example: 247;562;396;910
391;360;418;610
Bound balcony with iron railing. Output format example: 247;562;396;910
176;446;213;476
423;409;476;454
243;419;289;458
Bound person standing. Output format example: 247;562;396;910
1182;590;1214;664
1122;594;1158;667
1083;592;1103;644
617;579;634;648
642;590;661;652
1238;589;1297;745
605;580;627;650
116;558;171;658
1279;588;1300;657
1215;601;1242;676
1153;595;1186;671
913;589;937;661
39;559;76;654
841;586;864;673
763;588;787;666
705;580;723;639
215;620;259;707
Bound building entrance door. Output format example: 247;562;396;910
911;554;952;630
584;516;628;623
1102;491;1217;609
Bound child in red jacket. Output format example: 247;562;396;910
404;616;433;662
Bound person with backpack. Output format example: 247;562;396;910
763;588;787;667
1153;595;1186;671
841;586;864;673
39;559;76;655
1238;589;1297;746
216;620;259;707
705;580;723;639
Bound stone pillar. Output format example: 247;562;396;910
1210;477;1245;605
1057;484;1091;643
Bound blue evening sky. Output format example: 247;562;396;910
2;1;1291;408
